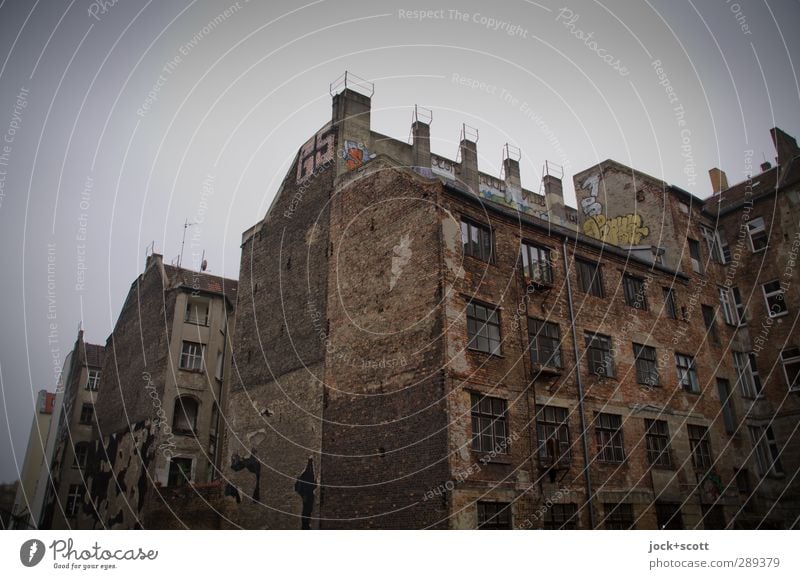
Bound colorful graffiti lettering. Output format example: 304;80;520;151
580;173;602;216
341;140;374;171
583;213;650;245
296;123;334;183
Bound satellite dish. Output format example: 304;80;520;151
201;259;208;271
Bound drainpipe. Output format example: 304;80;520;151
561;239;595;529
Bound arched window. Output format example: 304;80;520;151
172;396;198;435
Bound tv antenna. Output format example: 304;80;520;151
179;219;197;268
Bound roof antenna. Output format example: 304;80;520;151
178;219;196;268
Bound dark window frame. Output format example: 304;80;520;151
543;503;578;530
623;274;648;310
603;503;634;530
688;424;713;472
675;353;700;393
576;258;604;297
521;242;553;285
79;403;94;425
528;318;562;368
86;367;101;391
656;501;683;530
585;332;614;378
477;501;512;529
167;457;193;487
633;343;659;387
461;218;494;263
470;393;509;455
536;405;571;463
466;300;502;355
595;412;625;463
663;287;677;319
180;340;205;371
644;418;672;468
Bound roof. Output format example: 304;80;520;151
163;264;239;305
706;156;800;216
84;343;105;368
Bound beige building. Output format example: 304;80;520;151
7;390;54;528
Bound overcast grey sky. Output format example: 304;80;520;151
1;0;798;483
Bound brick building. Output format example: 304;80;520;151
40;330;104;529
222;76;798;529
76;253;237;529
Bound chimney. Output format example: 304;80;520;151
411;106;432;170
502;144;521;192
457;124;479;193
709;168;729;194
145;252;163;272
331;73;373;176
760;161;772;172
770;127;799;167
543;174;565;222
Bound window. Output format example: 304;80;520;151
543;503;578;530
780;347;800;391
716;378;736;435
66;484;84;517
536;405;570;462
675;353;699;393
461;218;493;262
656;502;683;530
466;301;502;355
73;442;89;469
603;503;634;530
214;350;224;381
701;504;726;530
477;501;512;529
732;287;746;323
750;425;784;477
701;305;719;344
718;286;737;325
185;298;210;325
733;351;761;398
734;468;751;494
522;243;553;284
688;239;702;273
595;413;625;463
180;341;204;371
86;367;101;391
167;457;193;487
172;396;199;435
762;280;788;317
623;275;648;310
746;217;768;252
585;333;614;378
663;287;677;319
528;319;561;368
719;229;731;263
576;258;604;297
79;403;94;425
688;425;713;472
701;225;725;263
633;344;659;387
470;393;508;454
644;419;672;468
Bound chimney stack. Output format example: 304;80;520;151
770;127;799;167
411;106;432;171
709;168;729;194
331;73;373;177
457;124;479;193
543;175;565;222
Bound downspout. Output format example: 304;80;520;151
561;238;595;529
213;300;230;479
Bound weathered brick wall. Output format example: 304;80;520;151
319;162;450;528
221;139;333;528
440;183;748;528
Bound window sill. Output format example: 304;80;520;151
464;254;496;267
184;320;210;327
473;451;512;465
173;430;197;438
179;367;205;374
467;347;504;359
767;311;789;319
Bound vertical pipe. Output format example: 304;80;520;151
561;239;595;529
